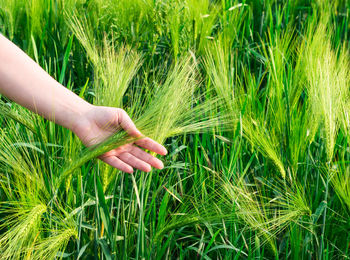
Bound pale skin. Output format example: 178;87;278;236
0;34;167;173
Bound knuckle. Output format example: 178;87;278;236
116;108;127;121
118;108;126;114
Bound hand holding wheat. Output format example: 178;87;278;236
72;105;167;173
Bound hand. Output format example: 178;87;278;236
71;105;167;173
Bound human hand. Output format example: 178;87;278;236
71;105;167;173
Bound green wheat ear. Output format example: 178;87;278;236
219;170;311;250
31;227;77;260
0;101;36;132
303;23;349;162
153;168;310;253
204;41;287;178
0;129;77;259
0;202;47;259
135;55;228;144
0;201;77;260
94;38;141;108
204;42;238;126
330;166;350;211
67;12;142;109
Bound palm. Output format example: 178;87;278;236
73;106;167;173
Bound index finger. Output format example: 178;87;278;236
135;137;167;156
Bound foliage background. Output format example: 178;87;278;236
0;0;349;259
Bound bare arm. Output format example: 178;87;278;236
0;34;167;173
0;34;90;130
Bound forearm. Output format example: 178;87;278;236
0;34;92;130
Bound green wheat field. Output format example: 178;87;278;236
0;0;349;259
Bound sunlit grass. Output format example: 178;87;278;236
0;0;349;258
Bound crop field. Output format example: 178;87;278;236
0;0;349;259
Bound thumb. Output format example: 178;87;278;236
117;109;142;137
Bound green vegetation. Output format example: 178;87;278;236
0;0;349;259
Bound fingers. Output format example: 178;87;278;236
117;109;142;137
130;146;164;169
116;109;167;156
135;137;168;155
118;153;152;172
100;141;166;173
102;156;133;173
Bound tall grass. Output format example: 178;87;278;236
0;0;349;259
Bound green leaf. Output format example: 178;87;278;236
97;239;113;260
59;34;73;84
77;242;90;259
94;173;113;241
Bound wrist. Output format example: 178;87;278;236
60;99;94;134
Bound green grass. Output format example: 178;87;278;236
0;0;350;259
